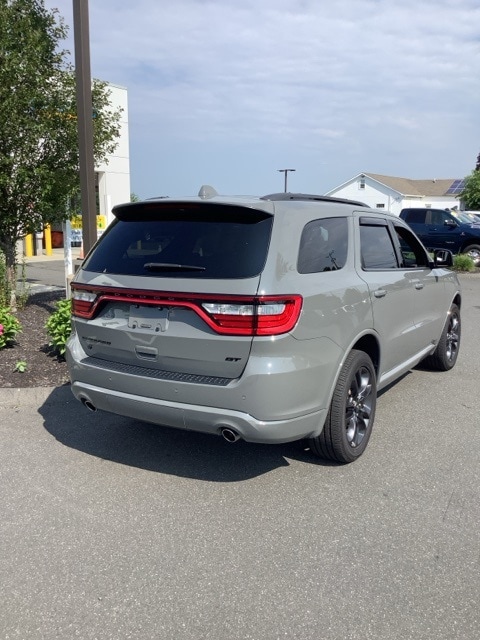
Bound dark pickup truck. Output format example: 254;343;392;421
400;208;480;265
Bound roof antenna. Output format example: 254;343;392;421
198;185;218;199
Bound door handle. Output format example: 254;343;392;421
374;289;387;298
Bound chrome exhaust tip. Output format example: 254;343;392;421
221;427;240;443
81;398;97;412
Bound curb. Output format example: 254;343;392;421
0;385;70;407
28;284;66;295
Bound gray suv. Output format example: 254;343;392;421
66;188;461;463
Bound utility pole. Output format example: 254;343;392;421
277;169;296;193
73;0;97;256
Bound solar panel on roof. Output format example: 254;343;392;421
446;179;465;195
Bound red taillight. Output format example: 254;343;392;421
201;298;302;335
71;284;302;336
71;289;98;317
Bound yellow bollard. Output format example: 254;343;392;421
25;234;34;258
44;224;52;256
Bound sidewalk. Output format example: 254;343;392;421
22;246;83;262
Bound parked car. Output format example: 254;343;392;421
463;210;480;223
66;188;461;464
399;207;480;266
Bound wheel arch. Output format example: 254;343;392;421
460;240;480;251
350;333;380;377
313;332;380;438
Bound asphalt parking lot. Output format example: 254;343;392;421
1;273;479;640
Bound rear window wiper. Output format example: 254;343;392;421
143;262;206;272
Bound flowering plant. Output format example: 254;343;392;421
0;307;22;349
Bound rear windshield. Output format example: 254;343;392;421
82;204;273;279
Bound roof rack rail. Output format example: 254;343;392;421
261;193;368;207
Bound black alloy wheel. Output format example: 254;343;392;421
309;350;377;464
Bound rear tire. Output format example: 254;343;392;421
423;303;460;371
308;350;376;464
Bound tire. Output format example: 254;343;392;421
308;350;377;464
463;244;480;266
423;303;461;371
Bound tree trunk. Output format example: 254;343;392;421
4;245;18;313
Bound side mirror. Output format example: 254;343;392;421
432;249;453;267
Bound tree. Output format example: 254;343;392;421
0;0;121;308
460;153;480;211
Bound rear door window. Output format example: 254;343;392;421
403;209;426;223
360;219;398;269
83;204;273;279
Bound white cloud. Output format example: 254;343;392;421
46;0;480;196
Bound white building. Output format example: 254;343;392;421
95;83;130;225
325;173;463;215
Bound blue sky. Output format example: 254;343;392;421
46;0;480;199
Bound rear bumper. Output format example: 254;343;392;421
70;381;327;444
66;329;342;444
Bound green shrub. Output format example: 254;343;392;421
45;298;72;357
453;254;475;272
0;306;22;348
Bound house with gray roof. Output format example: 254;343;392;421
324;173;464;215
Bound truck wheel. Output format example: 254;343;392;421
423;304;461;371
308;350;376;464
463;244;480;266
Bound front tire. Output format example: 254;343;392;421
463;244;480;266
423;303;461;371
308;350;377;464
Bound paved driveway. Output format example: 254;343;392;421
1;274;479;640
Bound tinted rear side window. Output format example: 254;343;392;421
403;209;426;223
298;217;348;273
83;204;273;279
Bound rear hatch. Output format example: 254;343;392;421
71;200;294;381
